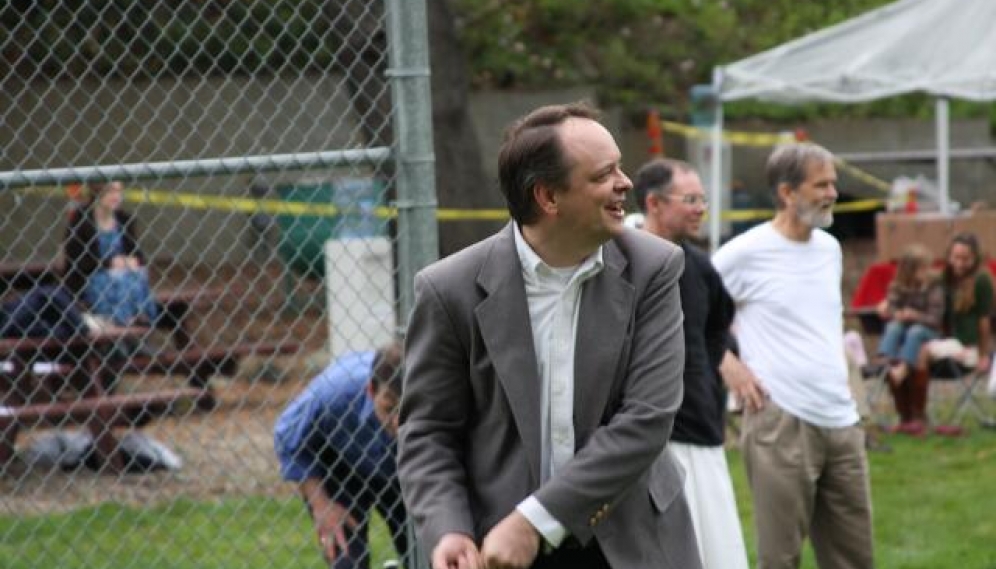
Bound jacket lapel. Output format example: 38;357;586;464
475;224;542;486
574;241;634;438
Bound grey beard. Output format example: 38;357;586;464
798;207;833;229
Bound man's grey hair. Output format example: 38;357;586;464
765;143;834;209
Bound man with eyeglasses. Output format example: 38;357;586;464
633;158;761;569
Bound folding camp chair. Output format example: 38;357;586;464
843;329;895;427
927;356;996;431
859;362;895;427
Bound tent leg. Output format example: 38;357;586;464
936;97;950;215
709;86;724;252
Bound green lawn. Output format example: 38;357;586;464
1;430;995;568
0;497;397;569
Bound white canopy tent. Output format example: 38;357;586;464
708;0;996;251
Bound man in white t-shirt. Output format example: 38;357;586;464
712;143;873;569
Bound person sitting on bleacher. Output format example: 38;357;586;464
916;232;993;436
63;181;159;329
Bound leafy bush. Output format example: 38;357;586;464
451;0;994;126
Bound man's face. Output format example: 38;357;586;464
371;384;400;438
647;169;706;241
787;159;837;229
550;118;632;249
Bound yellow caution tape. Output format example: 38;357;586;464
15;185;505;221
832;159;892;194
436;208;508;221
14;184;884;223
660;120;795;147
659;121;893;195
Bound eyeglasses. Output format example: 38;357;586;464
663;193;709;207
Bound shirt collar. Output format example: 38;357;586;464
513;222;604;284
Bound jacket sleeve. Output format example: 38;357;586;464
118;211;146;264
397;271;477;551
63;211;96;301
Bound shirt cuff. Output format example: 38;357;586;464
516;496;568;548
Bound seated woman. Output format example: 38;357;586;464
63;181;159;329
875;245;944;436
914;232;994;436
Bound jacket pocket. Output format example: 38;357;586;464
648;450;685;513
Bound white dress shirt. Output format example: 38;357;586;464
511;224;604;547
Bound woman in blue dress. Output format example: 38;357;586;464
64;181;159;327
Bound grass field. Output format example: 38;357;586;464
1;429;994;568
729;428;996;568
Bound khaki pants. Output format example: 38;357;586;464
742;402;874;569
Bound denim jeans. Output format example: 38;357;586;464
877;321;938;366
84;267;159;326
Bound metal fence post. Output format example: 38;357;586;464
385;0;438;567
385;0;439;327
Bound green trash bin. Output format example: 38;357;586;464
276;177;387;279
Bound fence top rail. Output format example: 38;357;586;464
0;147;393;189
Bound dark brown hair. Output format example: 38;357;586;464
498;101;601;225
370;341;404;395
944;232;989;313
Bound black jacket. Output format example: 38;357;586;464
63;207;144;304
671;242;737;447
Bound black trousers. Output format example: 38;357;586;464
531;538;611;569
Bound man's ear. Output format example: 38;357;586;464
533;183;559;216
646;191;662;213
776;182;795;208
366;380;376;398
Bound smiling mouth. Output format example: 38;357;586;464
607;203;625;218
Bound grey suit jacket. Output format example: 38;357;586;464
398;223;701;569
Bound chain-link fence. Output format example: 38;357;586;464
1;1;434;568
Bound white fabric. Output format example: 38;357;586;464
843;330;868;367
988;361;996;399
713;223;859;428
517;496;568;549
719;0;996;103
670;442;750;569
927;338;979;367
512;223;604;547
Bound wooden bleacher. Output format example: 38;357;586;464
0;260;299;471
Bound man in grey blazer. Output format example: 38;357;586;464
398;102;701;569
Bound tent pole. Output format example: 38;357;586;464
709;76;724;252
936;97;950;215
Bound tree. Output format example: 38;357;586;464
427;0;503;255
324;0;497;255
